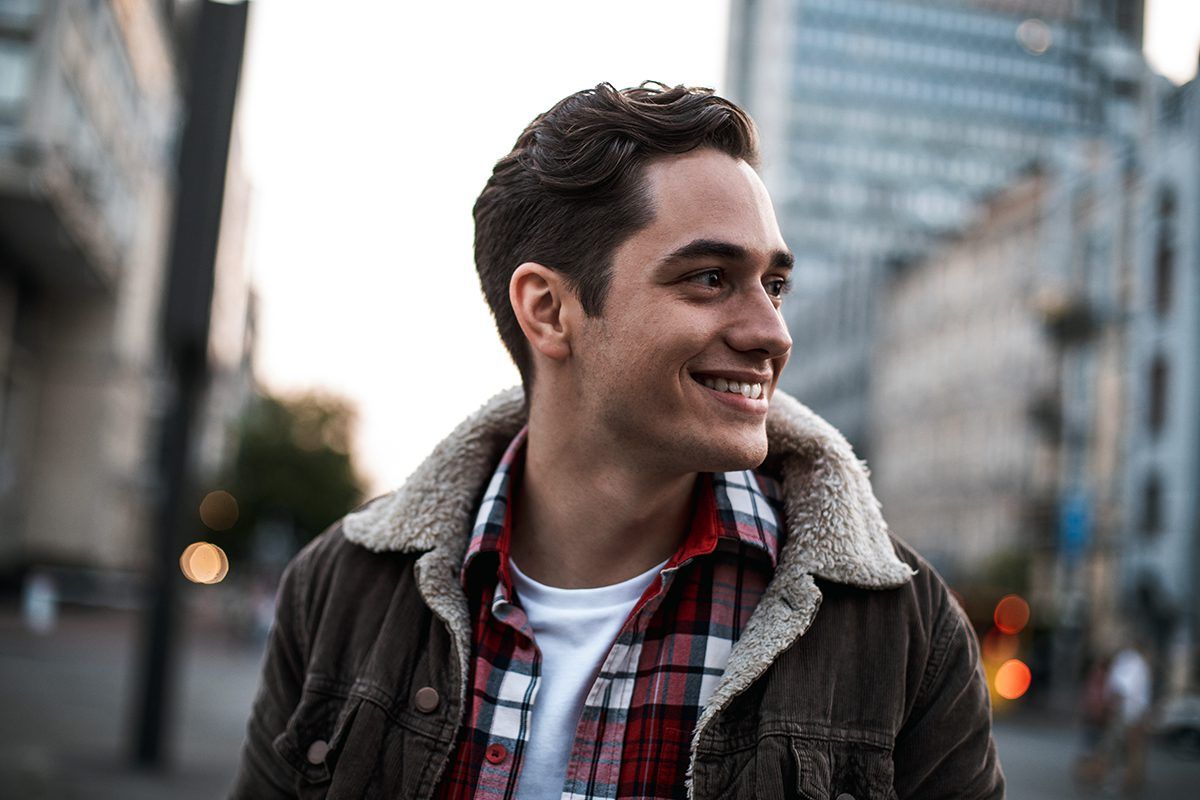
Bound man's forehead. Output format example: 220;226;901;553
643;149;767;203
638;151;784;243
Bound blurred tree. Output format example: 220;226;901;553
213;391;366;562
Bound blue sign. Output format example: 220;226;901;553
1059;489;1091;561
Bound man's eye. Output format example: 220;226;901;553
766;277;793;298
689;270;724;289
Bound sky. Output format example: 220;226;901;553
238;0;1200;496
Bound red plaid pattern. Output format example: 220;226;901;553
436;427;782;800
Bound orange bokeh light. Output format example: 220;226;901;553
982;628;1020;662
993;594;1030;635
179;541;229;584
995;659;1032;700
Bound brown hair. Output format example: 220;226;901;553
473;81;760;390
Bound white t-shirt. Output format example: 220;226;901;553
1107;647;1151;723
509;557;666;800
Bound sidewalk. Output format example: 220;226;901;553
0;605;264;800
993;709;1200;799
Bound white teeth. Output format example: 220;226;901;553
697;376;765;400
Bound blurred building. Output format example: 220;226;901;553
870;167;1058;580
871;140;1131;550
727;0;1149;453
1042;141;1138;687
0;0;253;578
869;139;1134;685
872;62;1200;694
1120;75;1200;693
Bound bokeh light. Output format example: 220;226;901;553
199;490;239;531
994;659;1032;700
1016;18;1052;55
179;541;230;584
993;594;1030;635
982;628;1020;662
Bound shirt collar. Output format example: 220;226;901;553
461;426;526;591
461;427;781;592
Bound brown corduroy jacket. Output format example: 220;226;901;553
230;388;1005;799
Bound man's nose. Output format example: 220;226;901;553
726;287;792;359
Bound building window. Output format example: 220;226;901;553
0;41;32;119
0;0;41;29
1154;186;1176;317
1147;354;1168;436
1141;471;1162;537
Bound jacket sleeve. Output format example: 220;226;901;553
892;594;1006;799
228;554;310;799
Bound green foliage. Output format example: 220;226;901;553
977;549;1032;597
213;391;366;561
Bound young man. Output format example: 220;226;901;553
232;83;1004;799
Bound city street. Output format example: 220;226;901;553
3;1;1198;798
1;606;1197;799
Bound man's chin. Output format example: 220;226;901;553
688;434;769;474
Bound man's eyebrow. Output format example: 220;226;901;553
658;238;794;271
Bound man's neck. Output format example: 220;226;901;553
508;421;698;590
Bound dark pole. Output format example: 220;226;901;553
134;347;202;767
133;0;249;768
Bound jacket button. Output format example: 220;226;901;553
835;794;855;800
306;739;330;765
414;686;440;713
485;742;508;764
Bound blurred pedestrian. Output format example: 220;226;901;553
1105;642;1152;796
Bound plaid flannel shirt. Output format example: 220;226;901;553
436;427;783;800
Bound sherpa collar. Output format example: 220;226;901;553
343;385;913;591
342;386;914;783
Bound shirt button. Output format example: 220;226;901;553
306;739;330;765
485;743;508;764
414;686;440;713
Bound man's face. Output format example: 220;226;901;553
570;148;793;474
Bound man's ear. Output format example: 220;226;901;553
510;262;574;363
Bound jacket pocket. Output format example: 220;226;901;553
271;676;362;794
791;737;898;800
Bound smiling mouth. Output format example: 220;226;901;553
690;373;767;400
